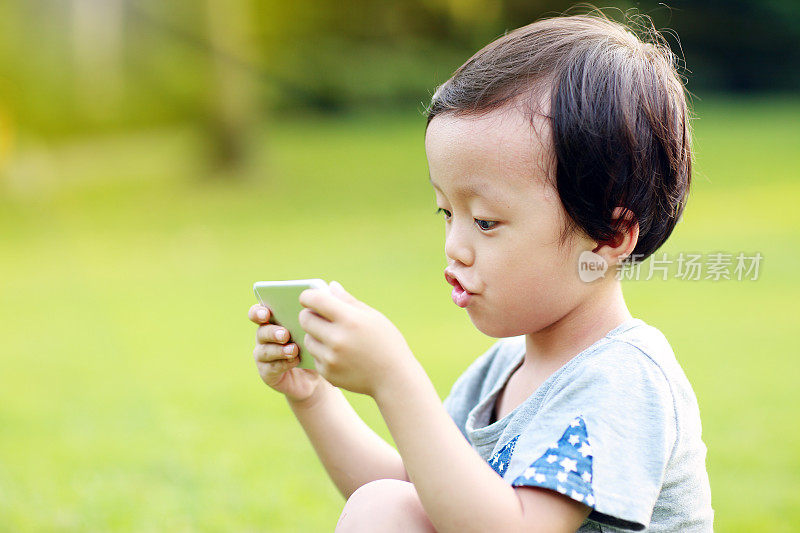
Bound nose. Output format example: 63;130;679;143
444;220;474;266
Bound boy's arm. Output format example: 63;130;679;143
374;359;590;533
287;378;408;499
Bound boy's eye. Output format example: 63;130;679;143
475;219;497;231
436;208;497;232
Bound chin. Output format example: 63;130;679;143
468;310;522;338
469;304;557;338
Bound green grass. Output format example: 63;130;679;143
1;95;798;531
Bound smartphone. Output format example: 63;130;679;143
253;279;329;370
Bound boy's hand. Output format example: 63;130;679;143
298;281;415;397
249;303;325;404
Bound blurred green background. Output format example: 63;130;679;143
1;1;799;531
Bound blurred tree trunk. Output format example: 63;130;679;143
205;0;259;178
70;0;124;117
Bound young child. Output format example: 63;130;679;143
249;11;713;533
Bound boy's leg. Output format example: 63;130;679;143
335;479;437;533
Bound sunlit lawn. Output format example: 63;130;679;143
1;94;798;531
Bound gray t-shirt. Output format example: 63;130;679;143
442;317;714;532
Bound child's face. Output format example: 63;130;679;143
425;106;598;338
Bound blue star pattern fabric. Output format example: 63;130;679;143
488;434;520;477
443;332;715;530
511;416;596;508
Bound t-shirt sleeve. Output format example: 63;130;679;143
505;341;677;531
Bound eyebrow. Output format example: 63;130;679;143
428;174;488;200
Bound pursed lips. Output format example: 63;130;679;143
444;269;476;294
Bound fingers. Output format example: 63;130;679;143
303;332;330;362
256;323;292;344
329;280;361;307
255;353;301;383
298;288;348;322
298;307;338;346
253;341;298;363
249;304;271;324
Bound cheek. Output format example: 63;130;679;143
474;238;585;336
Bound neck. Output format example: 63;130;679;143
524;280;632;369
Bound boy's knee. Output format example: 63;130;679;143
336;479;436;533
341;479;413;521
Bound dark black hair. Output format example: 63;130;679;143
425;9;693;263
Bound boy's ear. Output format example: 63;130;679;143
592;207;639;266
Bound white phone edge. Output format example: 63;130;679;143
252;279;329;292
252;279;329;370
